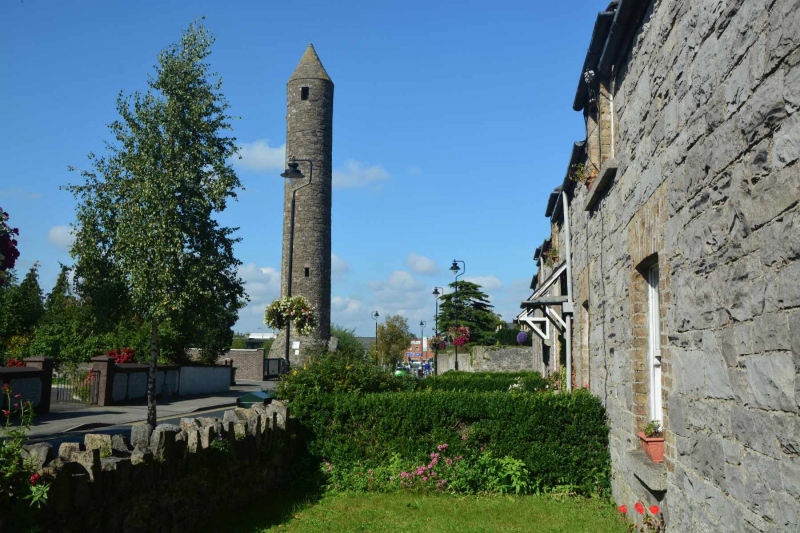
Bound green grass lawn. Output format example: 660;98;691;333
210;491;628;533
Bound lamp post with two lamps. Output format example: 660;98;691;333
432;287;443;375
279;156;313;369
449;260;465;371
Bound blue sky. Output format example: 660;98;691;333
1;0;600;337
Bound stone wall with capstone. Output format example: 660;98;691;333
4;402;294;532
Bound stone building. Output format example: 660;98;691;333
519;1;799;530
269;44;334;365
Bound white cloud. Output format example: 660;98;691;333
331;253;349;279
406;252;437;275
333;160;389;189
464;275;503;291
237;263;281;325
332;296;363;315
236;139;286;171
0;188;41;200
47;225;74;251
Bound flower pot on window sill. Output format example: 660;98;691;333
637;432;664;463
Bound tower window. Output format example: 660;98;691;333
304;267;310;278
301;87;309;100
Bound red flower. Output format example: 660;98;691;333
649;505;660;515
634;502;645;515
29;473;41;485
2;410;9;417
618;505;627;514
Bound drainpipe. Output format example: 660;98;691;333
561;191;574;392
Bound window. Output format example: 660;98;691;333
647;264;662;424
304;267;310;278
301;87;309;100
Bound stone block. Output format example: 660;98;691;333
745;353;796;412
199;425;213;449
72;449;101;482
180;417;200;431
58;442;81;462
21;442;54;470
130;448;152;466
186;428;200;453
84;433;113;458
111;434;131;456
150;424;180;460
131;424;152;451
730;406;781;459
234;421;247;440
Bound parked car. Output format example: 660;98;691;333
393;365;410;377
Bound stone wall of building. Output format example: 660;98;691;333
562;1;800;530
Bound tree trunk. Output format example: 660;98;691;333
146;318;158;430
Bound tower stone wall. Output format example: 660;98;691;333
281;44;333;343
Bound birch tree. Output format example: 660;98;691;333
66;20;247;430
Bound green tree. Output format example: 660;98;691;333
1;265;45;360
331;324;366;359
372;314;413;368
66;20;247;430
437;281;503;345
230;332;248;349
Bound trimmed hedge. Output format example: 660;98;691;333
296;389;609;495
418;371;548;393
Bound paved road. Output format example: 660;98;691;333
28;406;231;450
22;379;279;450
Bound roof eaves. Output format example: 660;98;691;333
572;6;617;111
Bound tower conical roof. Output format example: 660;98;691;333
289;43;332;82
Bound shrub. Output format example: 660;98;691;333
276;344;414;419
418;371;548;393
297;388;609;496
1;384;51;524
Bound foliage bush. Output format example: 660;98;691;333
1;384;50;529
418;371;548;393
293;388;609;496
277;345;414;417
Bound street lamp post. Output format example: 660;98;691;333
419;320;426;374
449;259;465;371
432;287;443;375
280;156;313;370
372;310;380;363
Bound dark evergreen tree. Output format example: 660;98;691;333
437;281;504;345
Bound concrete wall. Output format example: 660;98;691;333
0;358;54;414
178;366;230;396
554;1;800;530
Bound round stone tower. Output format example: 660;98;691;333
281;43;333;342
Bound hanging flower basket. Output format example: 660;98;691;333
446;326;470;347
430;336;448;350
264;295;316;335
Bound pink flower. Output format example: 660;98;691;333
618;505;627;514
2;410;9;417
634;502;645;515
461;435;467;441
13;393;21;399
422;477;428;482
